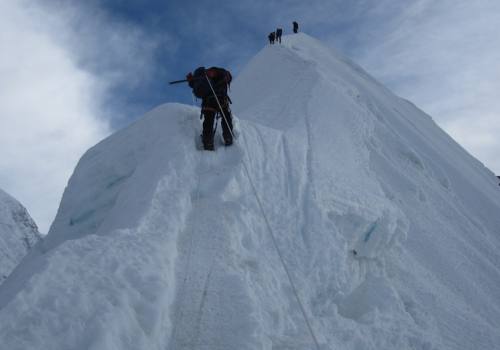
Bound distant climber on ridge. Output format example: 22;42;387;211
276;28;283;43
268;31;275;44
186;67;233;151
293;21;299;33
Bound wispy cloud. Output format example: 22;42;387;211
0;0;165;232
0;1;108;232
35;0;175;126
351;0;500;173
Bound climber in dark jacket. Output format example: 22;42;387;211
293;21;299;33
186;67;233;151
268;31;275;44
276;28;283;43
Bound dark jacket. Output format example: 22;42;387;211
186;67;232;99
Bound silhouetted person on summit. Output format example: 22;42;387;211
268;31;275;44
293;21;299;33
276;28;283;43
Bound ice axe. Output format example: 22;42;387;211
169;75;207;85
168;79;189;85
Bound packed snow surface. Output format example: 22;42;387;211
0;189;40;285
1;34;500;350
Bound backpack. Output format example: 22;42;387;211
208;67;232;97
190;67;212;99
190;67;231;99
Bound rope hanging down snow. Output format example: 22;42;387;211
205;74;322;350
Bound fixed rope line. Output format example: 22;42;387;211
204;74;322;350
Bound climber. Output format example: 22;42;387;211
293;21;299;33
186;67;233;151
276;28;283;43
268;31;275;44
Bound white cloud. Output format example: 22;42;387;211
0;1;111;233
353;0;500;174
0;1;170;233
28;1;171;125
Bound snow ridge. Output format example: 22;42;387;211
0;33;500;350
0;189;40;284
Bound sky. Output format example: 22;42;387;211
1;0;499;232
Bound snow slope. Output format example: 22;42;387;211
0;189;40;284
1;33;500;350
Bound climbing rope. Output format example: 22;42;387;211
205;74;322;350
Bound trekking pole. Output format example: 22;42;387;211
169;76;206;85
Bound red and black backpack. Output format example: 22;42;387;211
190;67;231;99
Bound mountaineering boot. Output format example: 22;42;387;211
202;137;215;151
202;131;215;151
224;135;233;146
204;142;215;151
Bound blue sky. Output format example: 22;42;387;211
38;0;429;128
1;0;499;231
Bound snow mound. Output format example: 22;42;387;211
0;189;40;285
1;33;500;350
